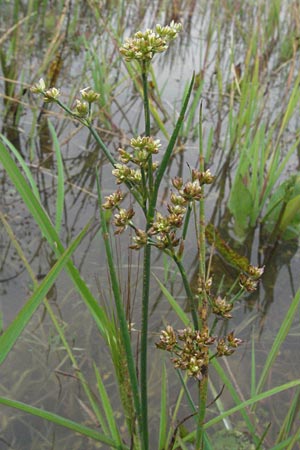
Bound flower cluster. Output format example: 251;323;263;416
112;164;142;185
156;326;213;381
212;296;233;319
156;326;242;380
114;208;135;234
31;79;100;120
239;264;264;292
102;189;125;210
112;136;160;188
216;332;243;357
31;78;60;103
72;88;101;118
172;176;202;202
146;192;187;250
120;21;182;62
118;136;160;169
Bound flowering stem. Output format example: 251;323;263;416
195;103;209;449
140;62;152;450
140;242;151;450
182;203;192;240
141;62;153;196
54;98;117;166
196;375;209;449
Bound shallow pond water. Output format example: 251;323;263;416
1;1;300;449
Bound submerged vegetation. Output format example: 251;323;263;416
0;1;300;449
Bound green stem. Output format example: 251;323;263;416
140;61;152;450
87;123;117;166
141;62;153;195
173;255;199;330
196;375;209;449
152;73;195;204
54;98;116;166
140;241;151;450
195;103;209;449
141;62;151;137
53;98;146;209
182;202;192;240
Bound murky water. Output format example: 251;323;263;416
1;1;300;449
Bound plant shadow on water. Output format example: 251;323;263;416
0;0;300;449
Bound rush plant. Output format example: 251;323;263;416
0;20;299;450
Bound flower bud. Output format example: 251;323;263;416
30;78;46;94
43;87;60;103
73;99;89;117
80;87;100;103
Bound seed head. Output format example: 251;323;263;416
120;22;182;62
156;325;177;351
130;229;148;250
247;264;265;280
80;87;100;103
73;99;89;117
114;208;135;234
227;331;243;348
43;87;60;103
30;78;46;94
239;273;259;292
102;189;125;209
212;296;233;319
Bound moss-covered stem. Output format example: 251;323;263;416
97;178;143;447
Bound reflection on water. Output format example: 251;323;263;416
1;0;300;448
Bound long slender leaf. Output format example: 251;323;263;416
0;133;40;201
153;73;195;198
0;140;111;338
0;221;91;366
153;275;190;327
182;379;300;444
47;120;65;235
94;362;122;445
0;396;127;449
256;287;300;395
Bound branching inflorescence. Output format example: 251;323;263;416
30;20;265;449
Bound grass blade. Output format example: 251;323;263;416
0;133;40;201
158;363;168;450
0;396;127;448
153;274;190;327
0;220;91;366
181;379;300;444
0;139;111;338
256;287;300;395
153;73;195;199
47;120;65;235
93;362;122;445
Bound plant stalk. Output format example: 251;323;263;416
195;103;209;448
